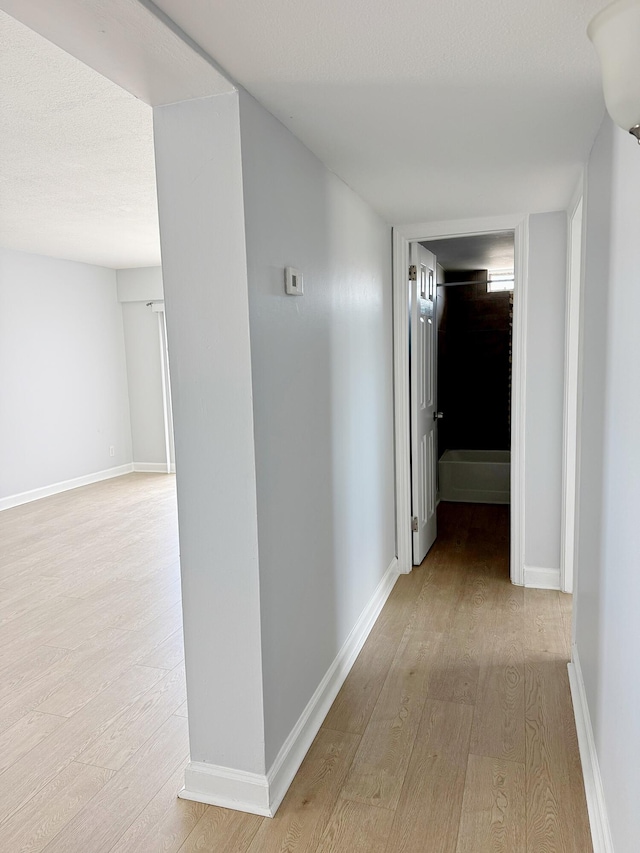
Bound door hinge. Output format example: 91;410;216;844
411;516;419;532
409;264;417;282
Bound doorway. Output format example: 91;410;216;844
393;215;528;583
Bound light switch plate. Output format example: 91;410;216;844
285;267;303;295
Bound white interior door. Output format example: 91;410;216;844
410;243;437;565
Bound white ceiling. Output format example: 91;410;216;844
1;1;609;268
154;0;608;223
422;232;514;272
0;10;160;269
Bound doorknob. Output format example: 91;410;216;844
433;411;444;420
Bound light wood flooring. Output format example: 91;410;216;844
0;475;592;852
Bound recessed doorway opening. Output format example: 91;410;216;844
424;231;514;511
393;216;528;584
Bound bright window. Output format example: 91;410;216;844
487;271;514;292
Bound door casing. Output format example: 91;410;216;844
560;186;585;596
392;215;529;585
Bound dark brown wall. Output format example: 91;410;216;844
437;276;511;454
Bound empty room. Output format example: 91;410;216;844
1;1;639;851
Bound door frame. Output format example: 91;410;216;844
560;183;585;595
393;214;529;584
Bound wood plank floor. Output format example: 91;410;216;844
0;475;592;852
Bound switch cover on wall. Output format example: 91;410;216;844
285;267;303;295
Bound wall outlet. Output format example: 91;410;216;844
109;446;115;457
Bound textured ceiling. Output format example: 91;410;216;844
0;1;609;268
154;0;608;222
422;232;514;273
0;11;160;268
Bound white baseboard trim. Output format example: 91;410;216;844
179;556;400;817
0;463;135;512
568;647;614;853
180;762;272;816
132;462;176;474
524;565;561;590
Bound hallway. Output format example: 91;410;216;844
0;479;591;851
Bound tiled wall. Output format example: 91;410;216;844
437;272;511;455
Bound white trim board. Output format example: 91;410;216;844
393;214;528;583
179;556;400;816
524;565;561;590
0;463;135;512
560;186;585;594
568;648;614;853
133;462;176;474
181;762;271;816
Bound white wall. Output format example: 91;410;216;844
117;267;173;468
0;247;132;501
574;116;640;853
238;90;396;768
154;92;267;777
120;302;167;465
117;266;164;303
154;87;395;807
524;212;568;574
574;118;613;719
